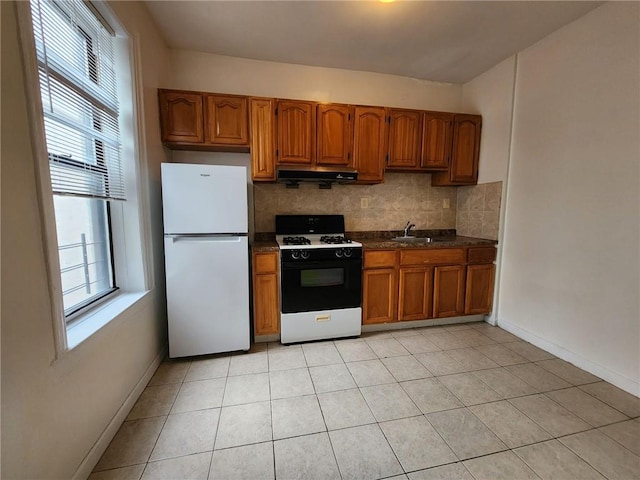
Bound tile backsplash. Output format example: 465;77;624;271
254;173;458;232
456;181;503;240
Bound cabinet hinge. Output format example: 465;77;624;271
347;152;351;160
348;113;351;121
387;116;391;124
386;154;389;164
275;108;278;115
276;149;279;157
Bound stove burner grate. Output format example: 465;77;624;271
320;235;352;245
283;236;311;246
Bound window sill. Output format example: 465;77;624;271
66;291;150;350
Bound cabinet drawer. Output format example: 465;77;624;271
400;248;465;266
253;252;278;274
467;247;496;264
364;250;397;268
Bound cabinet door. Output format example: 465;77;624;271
465;264;495;315
276;100;316;165
363;268;397;324
431;114;482;186
205;95;248;145
387;109;422;169
433;265;465;318
253;251;279;336
317;104;353;166
398;267;432;321
250;98;276;181
421;112;453;170
253;273;280;335
353;106;387;183
450;114;481;183
159;90;204;143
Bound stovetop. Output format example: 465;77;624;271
275;214;362;250
276;234;362;250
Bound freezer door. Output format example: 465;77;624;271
165;235;250;357
162;163;248;234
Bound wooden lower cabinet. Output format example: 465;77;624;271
362;268;397;324
252;252;280;335
364;246;496;326
398;267;432;321
433;265;466;318
465;264;495;314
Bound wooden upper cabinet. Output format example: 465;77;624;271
159;90;204;144
451;115;482;183
317;104;353;166
432;114;482;186
250;98;276;181
352;106;387;183
387;109;422;169
421;112;453;170
276;100;316;165
205;95;248;146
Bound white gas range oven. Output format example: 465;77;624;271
275;215;363;344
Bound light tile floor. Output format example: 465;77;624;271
90;322;640;480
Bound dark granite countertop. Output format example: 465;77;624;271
358;235;497;250
251;241;279;252
251;234;278;252
349;229;497;249
251;230;496;252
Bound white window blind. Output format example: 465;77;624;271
30;0;126;201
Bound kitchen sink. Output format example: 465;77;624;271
391;236;452;244
392;236;421;242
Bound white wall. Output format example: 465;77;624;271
167;50;463;111
0;1;171;478
462;56;516;185
497;3;640;394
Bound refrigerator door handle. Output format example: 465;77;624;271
167;235;244;243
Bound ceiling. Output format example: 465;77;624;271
143;1;602;84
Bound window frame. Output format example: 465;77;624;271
17;0;154;356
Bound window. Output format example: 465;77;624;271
28;0;125;320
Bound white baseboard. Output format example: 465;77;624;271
497;318;639;397
484;314;498;326
72;345;168;480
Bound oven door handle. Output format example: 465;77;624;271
281;259;362;269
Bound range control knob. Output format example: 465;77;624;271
291;250;300;260
335;249;344;258
343;248;353;258
301;250;310;260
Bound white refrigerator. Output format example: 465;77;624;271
162;163;250;358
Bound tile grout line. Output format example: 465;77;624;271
96;325;639;479
206;358;230;479
308;341;345;480
140;361;192;476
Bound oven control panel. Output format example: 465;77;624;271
281;247;363;262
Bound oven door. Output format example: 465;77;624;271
280;257;362;314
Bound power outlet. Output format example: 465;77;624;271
442;198;450;209
361;197;370;209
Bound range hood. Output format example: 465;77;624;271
276;166;358;189
277;166;358;188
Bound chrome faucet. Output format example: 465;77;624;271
403;221;416;237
